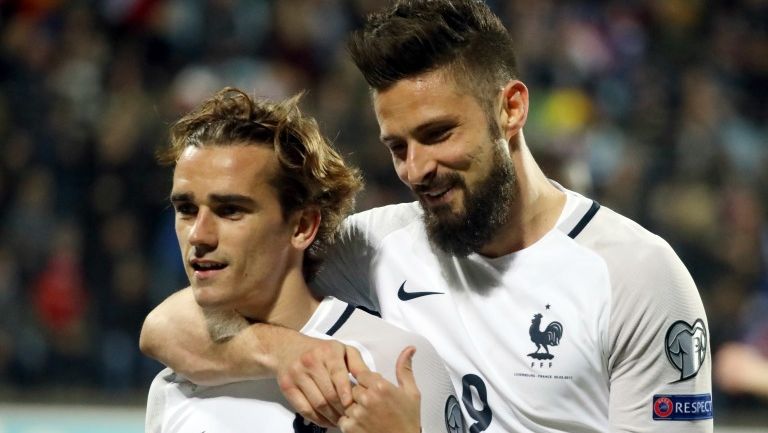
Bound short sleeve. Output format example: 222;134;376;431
607;240;712;432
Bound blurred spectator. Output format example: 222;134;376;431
0;0;765;409
715;284;768;401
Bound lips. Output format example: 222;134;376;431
419;185;454;207
190;259;227;279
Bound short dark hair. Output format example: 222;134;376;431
160;87;363;280
348;0;518;107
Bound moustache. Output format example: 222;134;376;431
411;173;465;195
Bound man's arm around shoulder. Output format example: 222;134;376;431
139;287;359;426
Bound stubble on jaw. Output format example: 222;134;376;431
202;307;251;342
421;141;516;257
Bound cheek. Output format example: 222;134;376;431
393;160;409;183
175;224;189;249
237;224;290;263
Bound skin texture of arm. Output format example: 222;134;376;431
139;287;365;426
140;288;258;385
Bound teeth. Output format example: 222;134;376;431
426;189;448;197
193;262;225;270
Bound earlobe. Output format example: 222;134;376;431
291;207;321;250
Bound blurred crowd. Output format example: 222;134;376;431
0;0;766;411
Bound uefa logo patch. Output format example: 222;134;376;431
652;394;713;421
653;397;674;418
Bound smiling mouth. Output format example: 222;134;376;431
424;187;450;199
418;185;455;206
191;262;227;272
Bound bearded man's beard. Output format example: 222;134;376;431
419;145;516;257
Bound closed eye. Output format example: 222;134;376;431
383;138;407;159
174;202;197;218
215;204;246;219
418;125;453;145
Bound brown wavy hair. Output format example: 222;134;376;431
159;87;363;280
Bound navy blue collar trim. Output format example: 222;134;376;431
567;201;601;239
325;304;356;336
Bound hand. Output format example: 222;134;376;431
276;336;368;427
338;346;421;433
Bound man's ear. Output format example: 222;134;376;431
499;80;529;140
291;206;321;250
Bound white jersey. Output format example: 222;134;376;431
146;297;462;433
313;186;713;433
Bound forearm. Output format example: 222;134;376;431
139;287;294;385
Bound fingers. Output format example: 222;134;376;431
295;366;343;424
353;369;387;391
277;339;353;426
346;345;369;378
395;346;417;390
278;374;334;427
330;345;366;407
351;381;371;407
338;406;363;433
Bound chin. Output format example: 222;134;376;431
191;286;231;309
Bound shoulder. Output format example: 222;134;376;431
149;367;177;388
576;203;688;282
343;306;437;351
571;201;703;322
333;306;447;379
341;202;422;243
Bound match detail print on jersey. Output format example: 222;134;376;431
664;318;708;382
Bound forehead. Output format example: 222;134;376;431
372;70;483;134
172;144;278;195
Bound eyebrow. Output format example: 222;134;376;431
170;192;192;204
170;192;258;208
380;116;459;144
209;194;257;207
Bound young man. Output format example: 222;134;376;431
144;88;460;433
142;1;713;432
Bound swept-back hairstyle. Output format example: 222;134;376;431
159;87;363;280
348;0;518;114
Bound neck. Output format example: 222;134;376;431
478;134;566;257
237;267;321;331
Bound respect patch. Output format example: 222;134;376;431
652;394;713;421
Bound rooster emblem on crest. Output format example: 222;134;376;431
528;312;563;360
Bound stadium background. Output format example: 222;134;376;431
0;0;765;430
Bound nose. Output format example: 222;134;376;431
189;208;218;255
403;142;437;187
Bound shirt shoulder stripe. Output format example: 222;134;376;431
325;304;356;336
567;201;601;239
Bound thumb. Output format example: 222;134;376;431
396;346;417;391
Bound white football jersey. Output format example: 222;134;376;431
313;186;713;433
146;297;463;433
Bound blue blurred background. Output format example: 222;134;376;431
0;0;766;429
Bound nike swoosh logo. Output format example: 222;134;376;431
397;280;443;301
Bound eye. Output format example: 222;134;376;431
384;139;407;159
422;126;453;144
216;204;244;219
174;203;197;218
